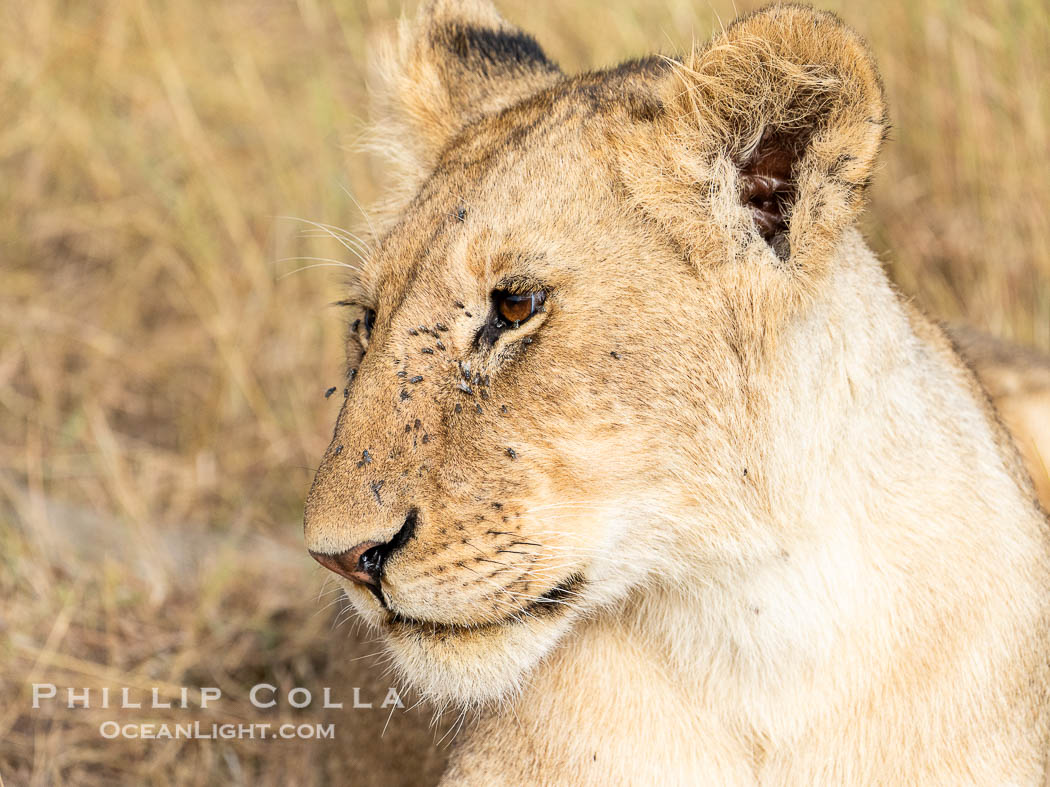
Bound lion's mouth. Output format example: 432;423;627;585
386;573;585;636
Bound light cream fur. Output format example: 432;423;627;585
304;2;1050;783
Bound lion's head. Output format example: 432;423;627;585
304;0;886;707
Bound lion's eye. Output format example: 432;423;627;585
494;290;545;327
351;307;377;352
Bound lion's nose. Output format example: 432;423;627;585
308;509;419;596
310;541;386;587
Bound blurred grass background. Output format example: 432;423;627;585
1;0;1048;783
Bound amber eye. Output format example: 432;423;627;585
494;290;545;327
362;308;376;337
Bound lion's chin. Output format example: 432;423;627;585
381;606;577;707
376;577;585;707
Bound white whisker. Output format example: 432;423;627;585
276;261;363;280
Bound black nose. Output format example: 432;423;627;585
357;544;386;583
309;509;419;602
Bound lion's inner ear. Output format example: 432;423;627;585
739;130;806;261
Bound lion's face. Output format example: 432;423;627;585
306;102;720;705
304;1;886;705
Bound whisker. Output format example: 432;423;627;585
338;182;379;245
274;255;362;268
290;215;372;251
276;262;364;281
277;215;372;260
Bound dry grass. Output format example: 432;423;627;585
1;0;1048;783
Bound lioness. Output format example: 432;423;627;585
304;1;1050;783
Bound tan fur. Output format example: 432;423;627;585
304;3;1050;783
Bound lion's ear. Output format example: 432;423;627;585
626;5;887;270
367;0;560;196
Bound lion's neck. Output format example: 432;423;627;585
642;239;1036;679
